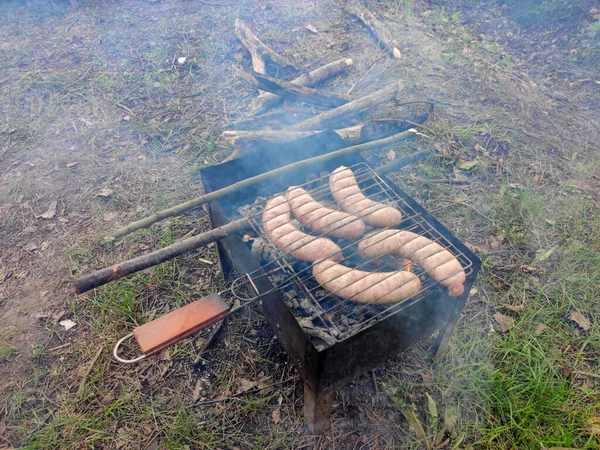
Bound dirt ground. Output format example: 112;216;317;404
1;0;599;448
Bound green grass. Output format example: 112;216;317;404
0;341;18;361
423;195;600;449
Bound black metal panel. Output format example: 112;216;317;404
199;141;481;393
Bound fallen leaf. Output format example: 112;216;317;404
66;161;78;168
535;247;556;263
272;407;281;424
305;23;318;33
535;323;548;335
23;242;38;252
40;241;49;251
470;287;479;296
387;149;396;161
236;378;258;394
521;265;536;273
40;201;58;219
545;219;556;226
96;188;113;197
59;319;76;330
474;143;486;153
493;312;515;333
103;212;118;222
456;160;480;170
40;290;49;298
570;311;591;331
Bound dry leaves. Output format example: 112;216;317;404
59;319;77;330
305;23;318;33
534;323;548;335
40;200;57;219
96;188;113;197
493;312;515;333
387;149;396;160
66;161;78;168
570;311;591;331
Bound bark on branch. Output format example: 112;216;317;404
239;71;351;109
221;118;426;147
288;81;403;131
249;58;353;115
344;1;401;59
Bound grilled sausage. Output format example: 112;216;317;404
358;230;466;296
313;259;421;304
285;186;365;239
329;166;402;228
263;195;342;262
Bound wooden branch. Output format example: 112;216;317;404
79;218;249;293
288;81;403;131
106;127;415;241
240;71;351;109
249;58;353;115
234;19;294;74
345;1;401;59
80;143;426;292
221;118;427;147
231;107;316;130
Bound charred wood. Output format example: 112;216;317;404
249;58;353;115
239;71;351;109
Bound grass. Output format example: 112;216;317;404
414;191;600;449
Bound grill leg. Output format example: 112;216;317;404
303;382;333;434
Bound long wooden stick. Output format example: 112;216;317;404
108;128;414;240
80;145;428;293
288;81;402;131
78;219;248;293
240;71;351;109
249;58;353;115
345;1;401;59
221;118;426;147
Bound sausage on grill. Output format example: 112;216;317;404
263;195;342;262
312;259;421;304
285;186;365;239
329;166;402;228
358;230;466;296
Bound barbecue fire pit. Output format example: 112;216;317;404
200;144;480;434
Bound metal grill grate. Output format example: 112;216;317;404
241;162;474;342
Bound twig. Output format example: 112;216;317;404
113;101;136;117
47;342;71;352
574;370;600;380
371;369;379;395
417;178;470;185
193;319;226;368
76;346;104;398
194;376;299;406
105;127;413;241
346;52;386;95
